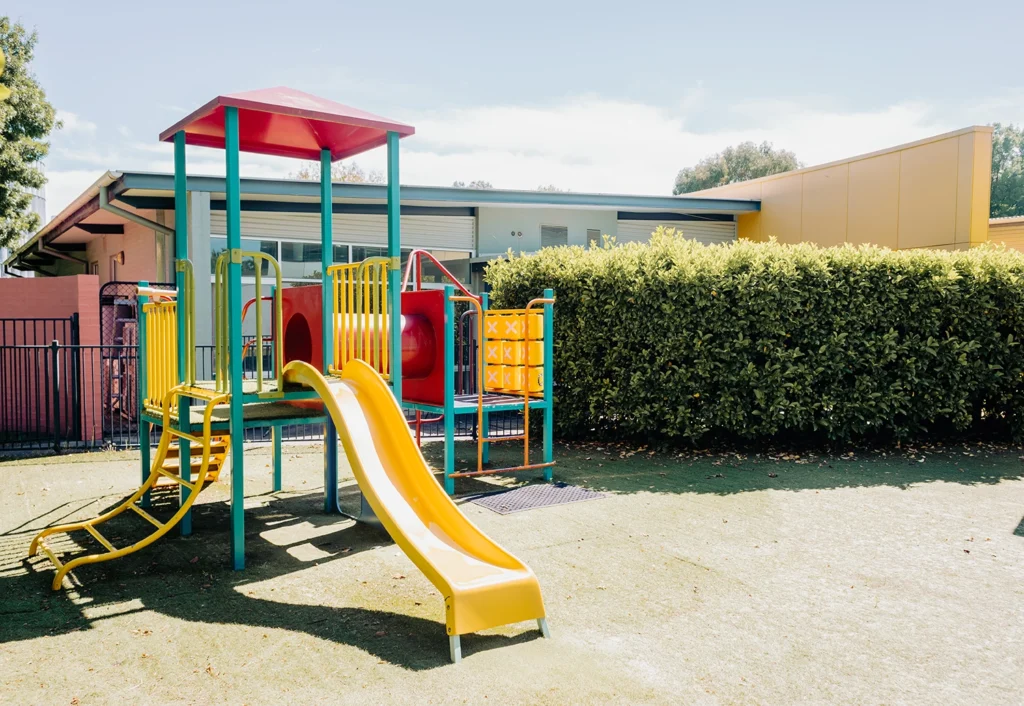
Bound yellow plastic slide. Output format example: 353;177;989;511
283;359;549;662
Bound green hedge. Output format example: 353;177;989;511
485;229;1024;445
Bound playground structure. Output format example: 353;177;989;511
28;87;554;662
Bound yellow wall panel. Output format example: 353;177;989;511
954;132;975;244
800;164;849;247
897;138;960;249
694;126;993;251
846;152;901;248
736;212;762;241
760;175;803;243
971;135;993;244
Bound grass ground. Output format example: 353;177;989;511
2;440;1023;704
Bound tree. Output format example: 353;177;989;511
0;19;59;248
990;122;1024;218
291;160;384;184
452;180;493;189
536;184;568;192
673;141;800;195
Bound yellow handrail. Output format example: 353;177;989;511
214;250;284;394
328;257;389;378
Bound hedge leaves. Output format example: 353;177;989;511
485;229;1024;445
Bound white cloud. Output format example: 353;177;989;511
40;93;1023;216
56;111;98;135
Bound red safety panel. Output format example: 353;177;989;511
401;290;446;407
282;284;324;370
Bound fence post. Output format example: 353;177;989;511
70;313;81;442
50;340;61;453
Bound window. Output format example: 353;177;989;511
540;225;568;248
89;261;99;275
109;251;124;280
587;229;602;248
210;237;278;276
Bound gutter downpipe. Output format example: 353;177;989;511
98;184;175;238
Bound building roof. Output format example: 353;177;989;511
989;215;1024;226
158;87;415;162
4;170;761;274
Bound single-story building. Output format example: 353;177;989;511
2;171;758;343
989;215;1024;251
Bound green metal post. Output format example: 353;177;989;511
481;292;490;465
272;425;282;492
137;283;151;508
387;131;402;404
225;106;246;570
173;131;192;536
320;147;340;513
443;285;456;495
542;287;554;480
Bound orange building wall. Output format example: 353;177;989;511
691;126;993;250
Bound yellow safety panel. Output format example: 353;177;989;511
484;341;503;364
485;365;505;391
503;366;523;391
501;341;544;366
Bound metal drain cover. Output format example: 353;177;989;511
470;482;606;515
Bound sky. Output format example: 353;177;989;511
9;0;1024;218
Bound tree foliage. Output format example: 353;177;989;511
452;180;493;189
536;184;568;192
673;141;800;195
291;160;383;184
990;122;1024;218
0;18;59;248
487;230;1024;446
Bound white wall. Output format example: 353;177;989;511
477;206;618;256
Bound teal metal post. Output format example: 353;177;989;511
542;287;554;480
272;426;282;492
320;147;340;513
137;283;151;508
480;292;490;465
386;132;402;403
173;131;192;536
443;285;456;495
225;107;246;570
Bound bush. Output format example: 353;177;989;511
485;229;1024;446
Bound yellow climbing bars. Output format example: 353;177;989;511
213;250;284;394
143;299;178;411
329;257;389;378
29;385;229;591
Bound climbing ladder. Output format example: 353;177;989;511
29;386;228;590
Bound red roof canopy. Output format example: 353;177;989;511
158;86;415;162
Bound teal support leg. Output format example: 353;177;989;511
542;288;554;481
173;131;192;536
386;132;402;404
225;106;246;571
318;146;339;514
137;284;151;508
443;285;456;495
272;426;282;492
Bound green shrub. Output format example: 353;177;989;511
485;229;1024;445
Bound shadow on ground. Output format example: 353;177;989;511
3;439;1022;669
0;480;537;669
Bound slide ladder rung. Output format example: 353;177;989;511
84;524;116;553
156;467;198;491
129;503;165;530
